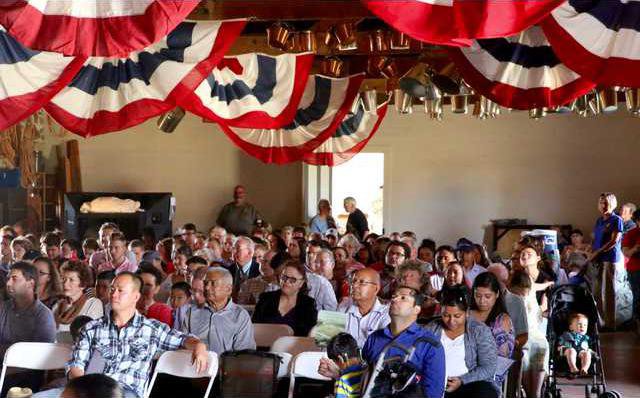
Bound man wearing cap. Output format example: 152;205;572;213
216;185;264;236
457;239;486;286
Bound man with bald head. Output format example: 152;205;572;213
177;267;255;354
337;268;390;347
33;272;209;398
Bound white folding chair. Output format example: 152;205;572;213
254;323;294;349
270;336;321;356
287;351;331;398
144;350;218;398
269;351;293;379
0;342;72;393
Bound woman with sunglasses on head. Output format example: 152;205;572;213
252;259;318;336
424;286;499;398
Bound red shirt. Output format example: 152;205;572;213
622;227;640;272
146;302;173;327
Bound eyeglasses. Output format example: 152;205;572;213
279;274;303;284
350;278;377;287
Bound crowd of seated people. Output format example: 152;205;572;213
0;189;638;398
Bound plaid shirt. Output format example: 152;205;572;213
67;311;188;397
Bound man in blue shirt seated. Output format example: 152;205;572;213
320;285;446;398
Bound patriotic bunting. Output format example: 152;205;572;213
361;0;563;45
217;74;364;164
0;25;85;131
0;0;200;57
44;20;246;137
182;52;315;129
449;26;595;110
303;100;389;167
541;0;640;86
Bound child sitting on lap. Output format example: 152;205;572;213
558;312;592;376
327;333;366;398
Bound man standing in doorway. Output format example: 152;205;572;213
344;197;369;241
216;185;263;236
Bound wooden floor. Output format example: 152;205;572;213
557;332;640;398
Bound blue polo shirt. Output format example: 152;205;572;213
593;214;624;263
362;322;446;398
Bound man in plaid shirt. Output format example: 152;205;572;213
34;272;209;398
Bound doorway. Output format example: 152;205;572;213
331;153;384;235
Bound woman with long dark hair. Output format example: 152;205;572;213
470;272;515;385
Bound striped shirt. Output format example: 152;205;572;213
335;363;365;398
67;311;188;398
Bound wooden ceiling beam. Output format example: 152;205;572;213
190;0;373;21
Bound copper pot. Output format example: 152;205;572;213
389;30;410;50
320;57;345;77
367;56;388;77
267;23;292;50
296;30;317;53
369;29;389;52
380;59;398;78
334;21;357;46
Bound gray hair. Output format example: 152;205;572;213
343;197;356;206
235;235;255;252
338;233;362;251
623;202;637;213
318;248;335;265
207;266;234;286
401;235;417;249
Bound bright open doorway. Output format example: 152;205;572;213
331;153;384;235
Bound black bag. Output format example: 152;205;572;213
219;350;281;398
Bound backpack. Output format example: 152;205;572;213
219;350;281;398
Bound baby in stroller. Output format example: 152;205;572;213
557;312;592;377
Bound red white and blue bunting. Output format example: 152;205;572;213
181;53;315;129
541;0;640;86
361;0;563;45
303;100;388;167
216;74;364;164
449;26;595;110
0;25;85;131
44;20;246;137
0;0;200;57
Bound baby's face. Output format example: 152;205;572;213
570;317;589;335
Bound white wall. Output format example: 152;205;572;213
366;109;640;248
66;114;302;233
59;108;640;249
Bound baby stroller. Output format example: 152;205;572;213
541;284;621;398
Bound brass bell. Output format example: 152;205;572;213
394;89;413;114
625;88;640;116
362;89;378;113
389;30;410;50
529;108;547;119
597;87;618;113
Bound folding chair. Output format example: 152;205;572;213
0;342;72;393
269;351;293;378
254;323;294;349
144;350;218;398
270;336;321;357
287;351;331;398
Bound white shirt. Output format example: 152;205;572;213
338;297;391;348
441;333;468;378
306;272;337;311
464;264;486;287
429;274;444;292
